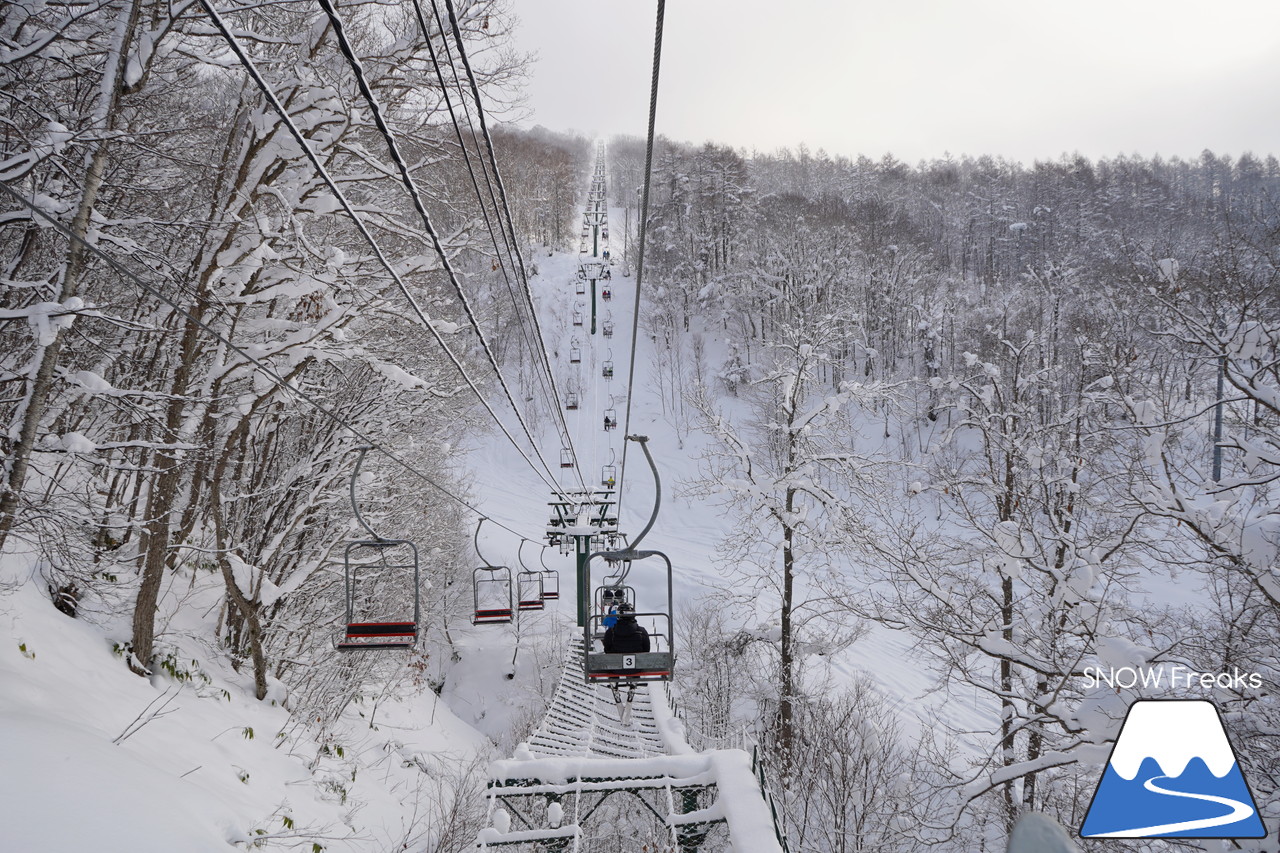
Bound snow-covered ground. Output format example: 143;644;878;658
0;566;492;851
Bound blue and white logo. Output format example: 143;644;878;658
1081;700;1266;838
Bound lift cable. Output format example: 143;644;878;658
0;179;543;544
616;0;666;521
412;0;577;461
435;0;590;494
312;0;568;491
196;0;561;494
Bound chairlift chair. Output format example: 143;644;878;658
602;320;614;337
603;408;618;431
560;448;575;469
471;519;513;624
583;436;675;683
602;286;612;302
516;542;545;611
472;566;513;624
595;581;635;619
602;360;614;379
585;555;674;683
573;310;584;327
569;346;581;364
336;448;420;651
601;463;617;488
517;571;544;610
576;278;585;294
565;392;579;410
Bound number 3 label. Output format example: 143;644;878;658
623;655;636;668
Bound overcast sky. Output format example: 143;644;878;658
507;0;1280;165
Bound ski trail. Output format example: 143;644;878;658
1096;775;1254;837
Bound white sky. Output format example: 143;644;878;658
508;0;1280;164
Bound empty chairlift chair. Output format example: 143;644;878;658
516;573;543;611
516;542;545;611
472;518;514;624
573;309;584;327
560;448;575;469
565;392;579;411
569;345;581;364
336;447;420;651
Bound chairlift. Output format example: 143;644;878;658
472;518;513;624
602;320;614;337
602;360;614;379
569;345;581;364
601;463;617;488
595;580;636;621
603;408;618;431
576;278;585;295
560;448;575;469
336;447;419;651
573;309;584;327
539;545;560;600
602;285;612;302
516;541;545;611
583;436;675;683
565;392;579;410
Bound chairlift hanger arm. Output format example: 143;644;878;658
349;445;383;540
474;516;496;566
625;434;660;551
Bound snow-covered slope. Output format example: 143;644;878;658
0;568;492;851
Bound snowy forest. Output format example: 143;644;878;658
2;0;1279;851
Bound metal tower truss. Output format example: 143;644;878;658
475;640;787;853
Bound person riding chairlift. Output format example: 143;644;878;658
603;603;650;655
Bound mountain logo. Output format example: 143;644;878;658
1080;699;1266;839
